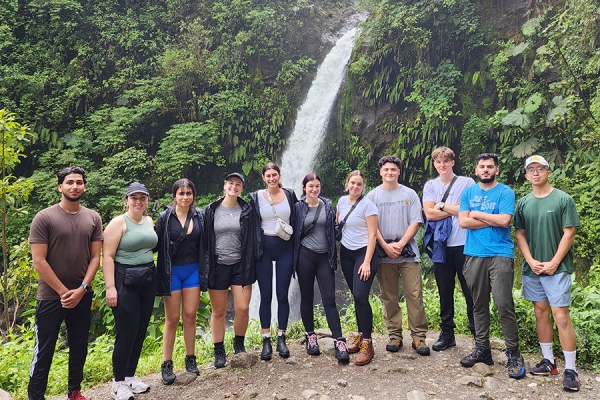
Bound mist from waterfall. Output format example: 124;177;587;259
248;27;359;326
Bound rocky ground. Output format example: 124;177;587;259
54;330;599;400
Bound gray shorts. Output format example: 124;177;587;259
522;272;572;307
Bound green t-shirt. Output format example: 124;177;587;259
514;188;579;276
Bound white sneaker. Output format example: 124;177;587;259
111;380;133;400
124;376;150;394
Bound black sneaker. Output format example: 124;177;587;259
305;333;320;356
385;337;402;352
276;334;290;358
334;338;350;364
233;336;246;354
563;369;580;391
530;358;558;375
432;332;456;352
185;354;199;375
460;345;494;367
214;346;226;368
506;348;526;379
260;337;272;361
161;360;176;385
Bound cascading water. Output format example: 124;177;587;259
248;27;359;326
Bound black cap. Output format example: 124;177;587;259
225;172;245;185
126;182;150;196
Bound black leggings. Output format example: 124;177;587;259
296;246;342;338
340;245;378;339
111;262;157;381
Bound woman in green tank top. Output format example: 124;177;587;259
102;182;158;400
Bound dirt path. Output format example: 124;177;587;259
57;331;599;400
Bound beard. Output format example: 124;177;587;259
478;175;496;184
62;192;83;202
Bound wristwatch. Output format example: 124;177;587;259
439;202;445;211
80;283;92;293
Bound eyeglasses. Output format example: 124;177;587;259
525;166;548;174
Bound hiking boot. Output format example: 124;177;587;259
530;358;558;375
411;339;431;356
347;333;363;354
124;376;149;394
185;354;200;375
161;360;176;385
276;334;290;358
111;380;134;400
432;331;456;352
334;338;350;364
460;345;494;367
355;339;374;366
385;337;403;352
67;390;88;400
260;337;272;361
506;348;526;379
563;369;580;391
233;335;246;354
214;346;227;368
305;333;321;356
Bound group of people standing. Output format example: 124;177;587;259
26;147;581;400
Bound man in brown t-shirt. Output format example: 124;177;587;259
28;166;103;400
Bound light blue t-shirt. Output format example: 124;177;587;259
459;182;515;258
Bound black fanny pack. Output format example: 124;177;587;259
116;262;154;287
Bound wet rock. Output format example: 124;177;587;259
229;352;258;369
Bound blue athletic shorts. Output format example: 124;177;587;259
522;272;572;307
170;262;200;292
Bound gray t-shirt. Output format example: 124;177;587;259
336;195;378;251
301;201;328;253
214;204;242;265
366;185;422;263
422;175;475;247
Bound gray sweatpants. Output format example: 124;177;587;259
463;256;519;350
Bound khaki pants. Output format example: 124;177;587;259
377;262;428;342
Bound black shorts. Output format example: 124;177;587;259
209;262;243;290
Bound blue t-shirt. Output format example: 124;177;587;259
459;182;515;258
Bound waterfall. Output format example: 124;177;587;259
248;27;359;327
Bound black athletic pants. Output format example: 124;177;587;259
28;293;92;400
296;246;343;338
339;245;378;339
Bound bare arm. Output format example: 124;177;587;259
469;211;512;228
102;216;125;307
397;222;420;251
539;226;577;275
358;215;378;281
31;243;69;298
423;201;451;221
458;211;489;229
515;228;541;274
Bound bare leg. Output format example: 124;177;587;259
163;291;182;361
181;287;200;355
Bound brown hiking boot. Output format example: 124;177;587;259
412;339;431;356
355;339;374;366
347;333;363;354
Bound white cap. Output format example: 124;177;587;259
525;155;549;169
